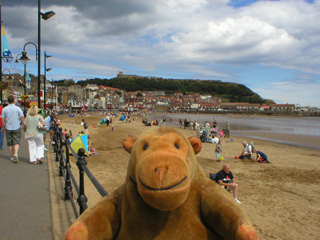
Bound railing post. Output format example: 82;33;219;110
58;127;64;177
64;134;72;201
77;148;88;214
53;122;58;155
53;124;60;163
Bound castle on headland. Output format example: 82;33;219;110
116;71;162;80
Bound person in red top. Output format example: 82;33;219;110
0;104;3;150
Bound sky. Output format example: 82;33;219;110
1;0;320;107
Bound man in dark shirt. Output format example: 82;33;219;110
215;164;241;204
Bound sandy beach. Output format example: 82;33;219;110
59;113;320;240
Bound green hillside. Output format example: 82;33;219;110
77;77;266;104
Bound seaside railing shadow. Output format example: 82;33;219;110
52;122;108;219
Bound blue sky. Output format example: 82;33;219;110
2;0;320;107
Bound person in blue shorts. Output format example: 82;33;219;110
1;95;24;163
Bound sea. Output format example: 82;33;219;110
147;113;320;150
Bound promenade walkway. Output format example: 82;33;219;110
0;134;73;240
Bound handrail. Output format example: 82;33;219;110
52;121;108;217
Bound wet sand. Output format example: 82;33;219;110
233;131;320;150
149;113;320;150
60;113;320;240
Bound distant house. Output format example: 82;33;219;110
199;102;219;111
155;101;170;112
260;104;270;111
270;104;295;112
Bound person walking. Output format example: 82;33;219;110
0;104;4;150
23;105;46;164
1;95;24;163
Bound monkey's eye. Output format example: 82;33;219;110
174;143;180;149
143;143;149;150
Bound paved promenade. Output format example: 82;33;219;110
0;134;73;240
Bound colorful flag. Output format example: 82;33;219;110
2;25;13;62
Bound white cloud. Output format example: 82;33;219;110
254;80;320;107
2;0;320;107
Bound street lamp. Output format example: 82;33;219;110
15;53;22;64
44;51;52;111
51;78;54;109
18;51;32;112
2;69;12;79
38;0;55;108
18;43;38;102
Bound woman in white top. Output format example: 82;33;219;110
23;105;46;164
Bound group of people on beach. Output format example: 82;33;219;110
0;95;59;165
211;141;269;206
207;119;270;206
237;141;270;163
136;114;272;206
210;141;270;205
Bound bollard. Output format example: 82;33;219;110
64;134;73;201
76;148;88;214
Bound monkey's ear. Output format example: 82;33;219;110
188;136;202;155
123;135;138;153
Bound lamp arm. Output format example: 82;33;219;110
22;42;39;61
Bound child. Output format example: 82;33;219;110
256;150;270;163
215;139;222;161
218;130;224;138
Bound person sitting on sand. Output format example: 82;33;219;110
88;140;96;155
215;164;241;204
239;141;252;159
211;135;219;144
249;141;255;152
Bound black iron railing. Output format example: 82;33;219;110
52;122;108;218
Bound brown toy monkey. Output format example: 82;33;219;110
66;127;258;240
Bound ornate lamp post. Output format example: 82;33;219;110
18;49;35;112
18;43;38;100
